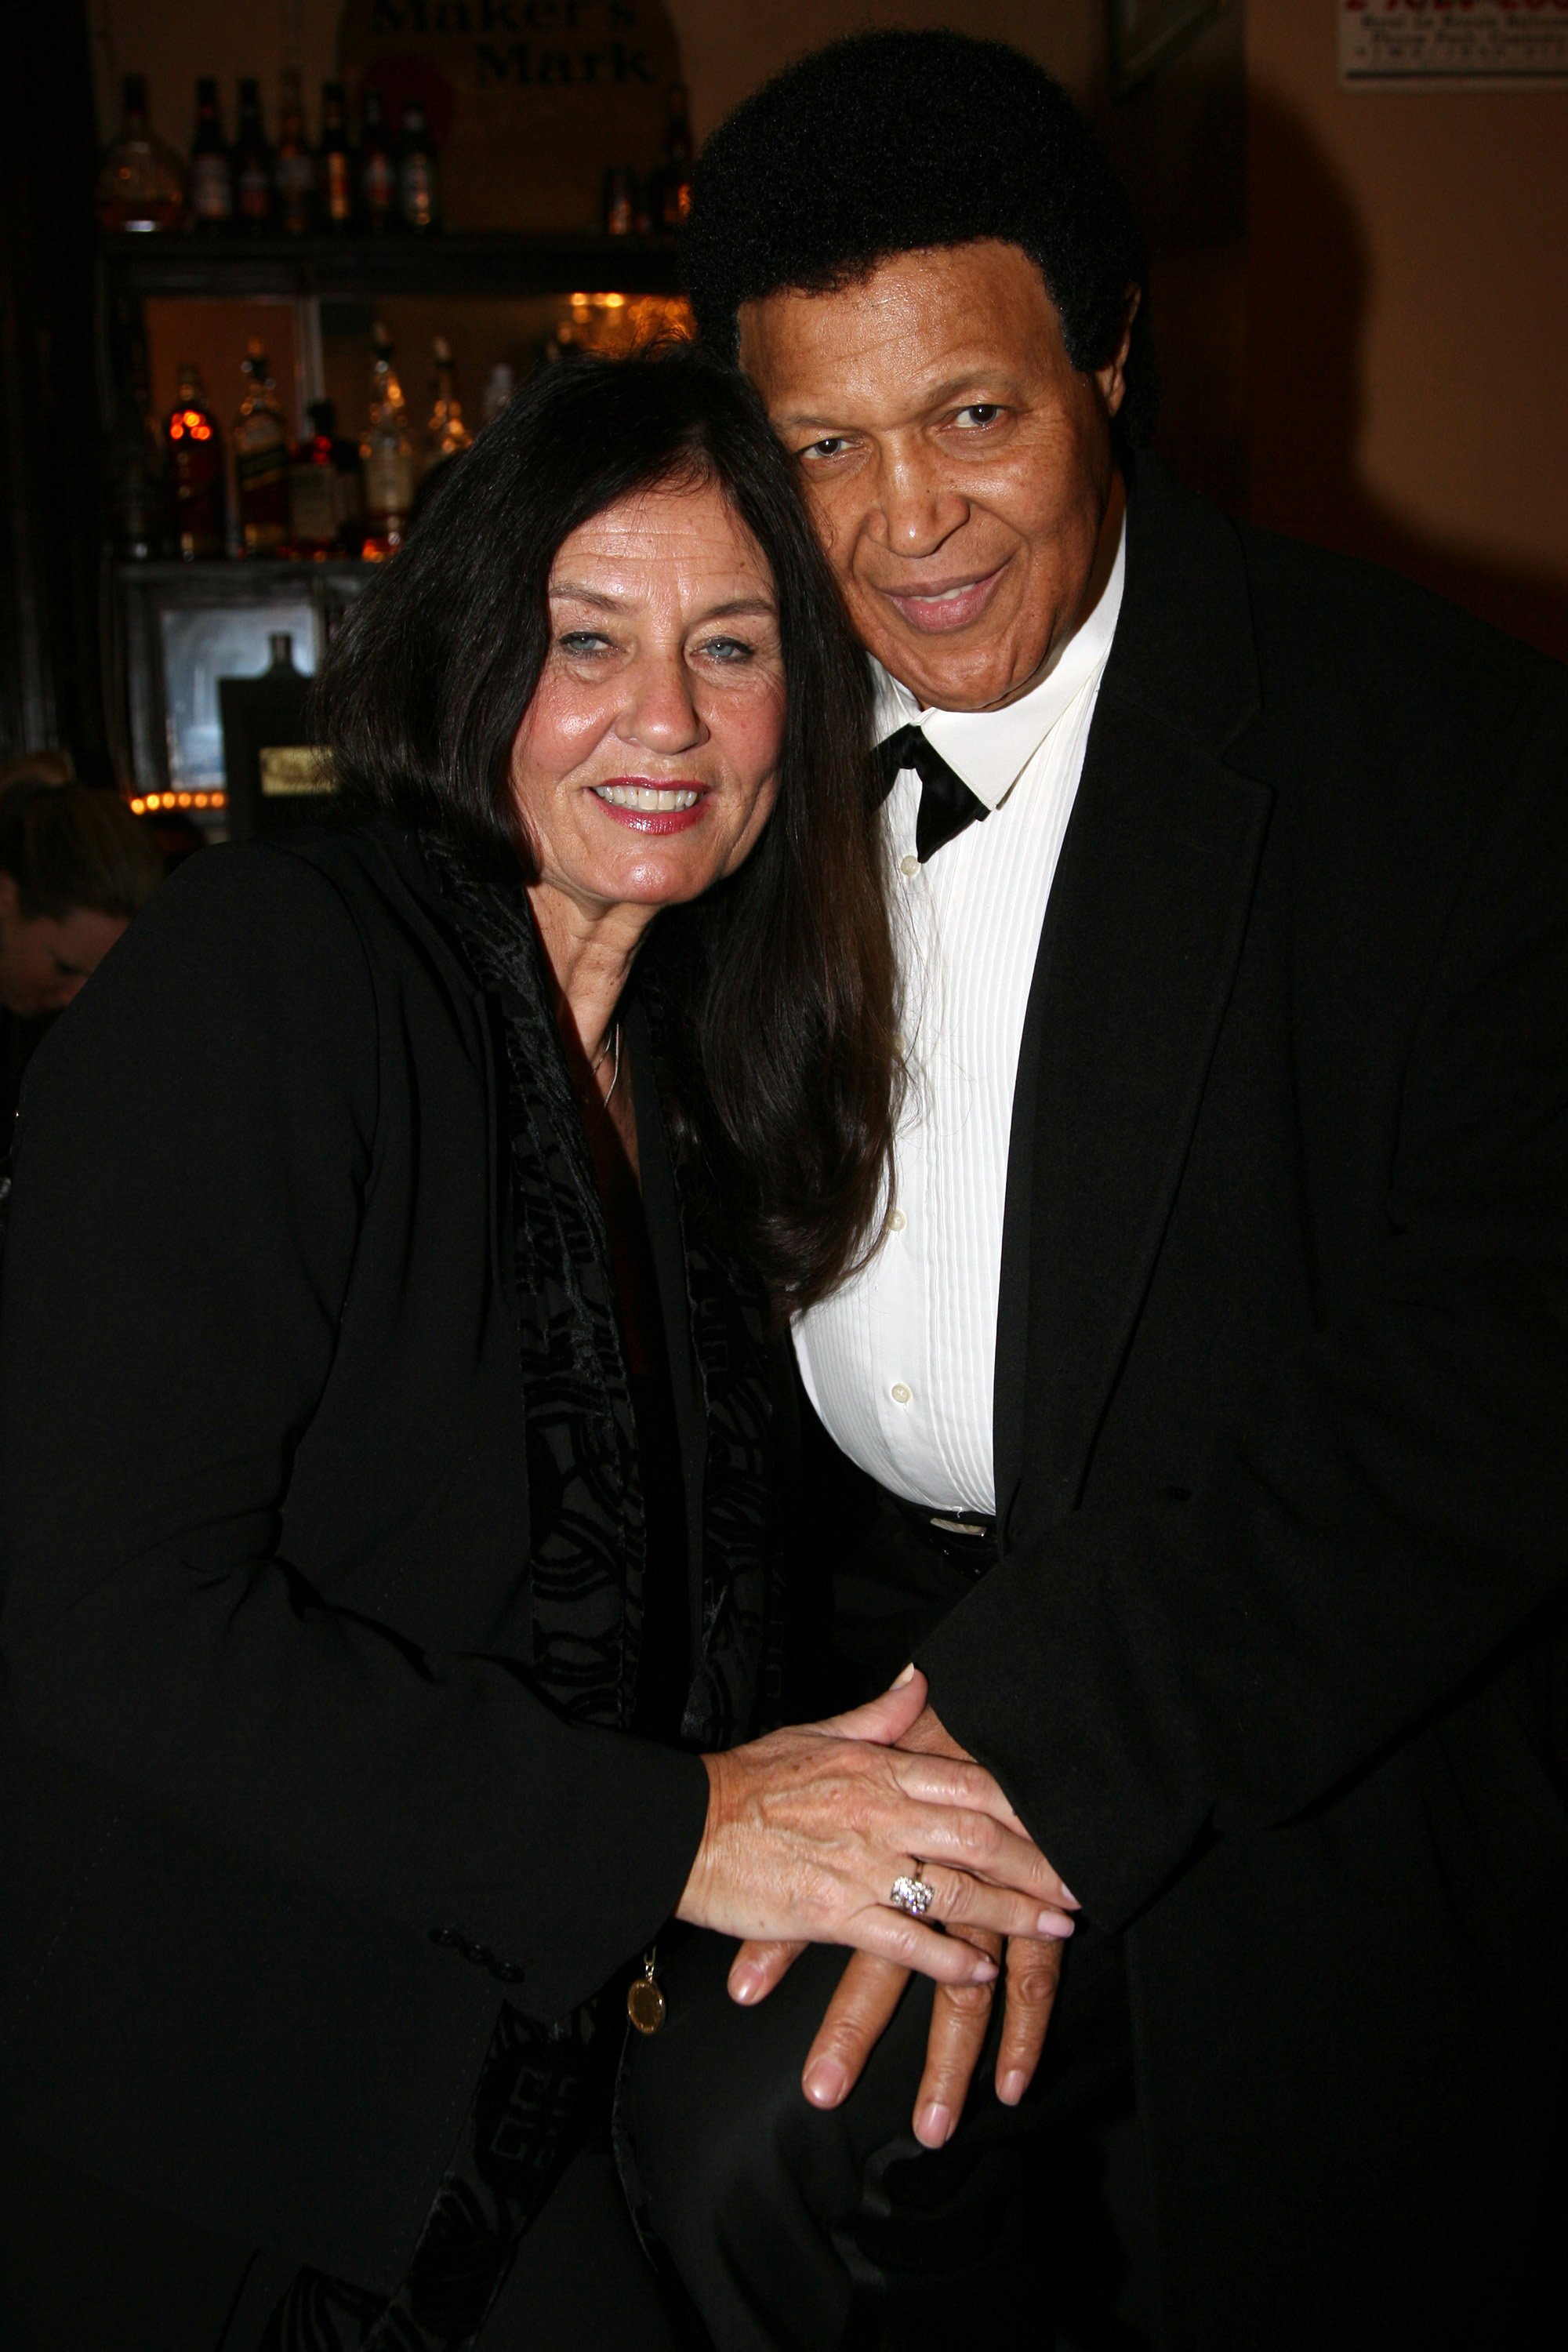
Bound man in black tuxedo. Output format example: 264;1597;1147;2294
623;30;1568;2351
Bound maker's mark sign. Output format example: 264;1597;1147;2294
339;0;684;231
1341;0;1568;87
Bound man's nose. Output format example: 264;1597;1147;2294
620;655;709;754
873;448;968;560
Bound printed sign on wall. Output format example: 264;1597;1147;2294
1341;0;1568;88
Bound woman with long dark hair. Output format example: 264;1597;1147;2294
0;351;1073;2348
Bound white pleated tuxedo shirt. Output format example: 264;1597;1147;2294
793;523;1127;1513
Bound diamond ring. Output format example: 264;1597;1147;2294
890;1871;935;1918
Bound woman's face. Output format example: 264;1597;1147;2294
510;478;786;920
0;875;127;1017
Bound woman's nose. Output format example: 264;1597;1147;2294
621;655;708;753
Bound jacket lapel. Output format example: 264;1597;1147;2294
995;458;1272;1537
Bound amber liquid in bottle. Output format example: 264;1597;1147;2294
165;363;225;558
234;341;291;554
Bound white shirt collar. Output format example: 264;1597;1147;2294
871;514;1127;811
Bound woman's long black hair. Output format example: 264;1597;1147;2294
316;346;898;1313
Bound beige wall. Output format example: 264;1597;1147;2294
1247;0;1568;657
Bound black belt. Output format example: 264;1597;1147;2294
887;1492;1000;1580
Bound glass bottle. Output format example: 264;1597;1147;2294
234;341;291;554
423;337;473;474
481;362;515;428
96;74;185;234
318;81;355;234
164;363;225;559
187;78;234;234
358;87;397;234
360;327;417;559
234;78;274;234
397;98;440;234
287;401;340;559
273;69;316;238
110;387;167;558
603;166;634;238
655;83;693;230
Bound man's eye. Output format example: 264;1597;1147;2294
953;404;1004;429
799;436;851;461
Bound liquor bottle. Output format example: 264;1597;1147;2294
164;363;225;559
234;78;274;234
358;87;397;234
233;341;290;554
397;98;440;234
327;407;366;554
287;401;340;558
423;337;473;474
273;69;316;238
360;327;417;558
187;78;234;234
603;166;634;237
655;83;693;230
318;81;355;234
481;361;515;428
110;387;167;557
96;74;185;233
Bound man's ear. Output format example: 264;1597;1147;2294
1095;285;1142;420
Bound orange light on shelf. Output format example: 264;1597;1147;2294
167;409;213;442
129;789;227;817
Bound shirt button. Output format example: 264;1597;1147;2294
887;1208;906;1232
890;1381;912;1406
899;853;920;877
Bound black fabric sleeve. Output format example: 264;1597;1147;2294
0;845;708;2017
920;703;1568;1931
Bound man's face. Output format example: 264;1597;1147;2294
739;241;1131;712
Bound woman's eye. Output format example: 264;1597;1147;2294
953;404;1004;429
557;630;611;655
699;636;755;663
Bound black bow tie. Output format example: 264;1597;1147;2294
876;724;990;863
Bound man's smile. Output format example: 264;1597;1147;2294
873;561;1010;635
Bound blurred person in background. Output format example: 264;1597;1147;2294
0;776;165;1130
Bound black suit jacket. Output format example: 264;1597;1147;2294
0;821;720;2287
917;457;1568;2346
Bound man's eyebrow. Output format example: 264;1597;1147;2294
775;373;1026;431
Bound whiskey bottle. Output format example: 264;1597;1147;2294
360;328;417;559
318;82;355;234
358;88;397;234
234;341;290;554
397;98;440;234
165;363;225;559
234;78;274;234
110;387;167;558
287;401;340;558
655;83;693;230
273;69;316;238
96;74;185;234
187;78;234;234
603;166;635;238
423;337;472;474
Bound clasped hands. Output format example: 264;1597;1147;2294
676;1666;1073;2150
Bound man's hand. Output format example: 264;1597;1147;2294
726;1696;1075;2143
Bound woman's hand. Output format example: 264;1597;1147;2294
675;1671;1078;1986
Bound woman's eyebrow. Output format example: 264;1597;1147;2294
697;597;777;621
549;583;622;610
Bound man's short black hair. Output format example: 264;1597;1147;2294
684;28;1156;445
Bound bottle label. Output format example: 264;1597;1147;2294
275;153;314;212
398;157;436;229
364;445;416;520
190;154;234;223
289;463;338;546
238;162;270;220
363;154;394;215
324;152;352;223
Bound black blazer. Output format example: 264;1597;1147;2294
0;822;735;2288
917;457;1568;2347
